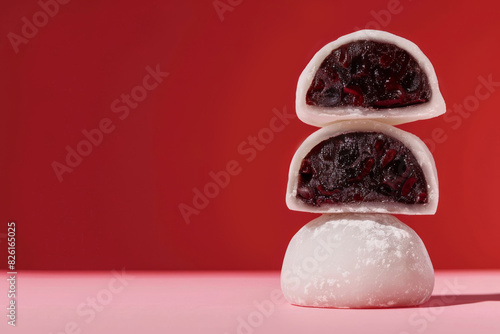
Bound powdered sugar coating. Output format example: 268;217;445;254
280;213;434;308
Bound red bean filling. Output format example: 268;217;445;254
296;132;428;206
306;40;431;109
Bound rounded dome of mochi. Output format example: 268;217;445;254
281;213;435;308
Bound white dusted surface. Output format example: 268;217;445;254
281;214;434;308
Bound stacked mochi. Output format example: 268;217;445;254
281;30;445;308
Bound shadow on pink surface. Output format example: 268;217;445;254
421;293;500;308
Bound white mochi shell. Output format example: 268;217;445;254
286;120;438;215
296;30;446;127
280;213;435;308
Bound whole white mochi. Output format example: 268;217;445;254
281;213;434;308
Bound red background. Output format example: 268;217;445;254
1;0;499;270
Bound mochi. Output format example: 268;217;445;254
281;213;434;308
286;120;438;215
296;30;445;127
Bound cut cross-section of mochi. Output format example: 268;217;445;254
280;213;435;308
286;120;438;215
296;30;445;127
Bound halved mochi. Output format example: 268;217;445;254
296;30;445;127
281;213;435;308
286;120;438;215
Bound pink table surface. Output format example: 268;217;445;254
1;270;499;334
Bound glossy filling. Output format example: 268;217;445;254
306;40;431;109
296;132;428;206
